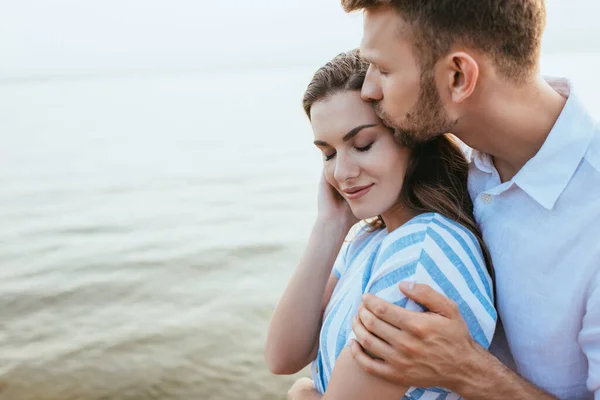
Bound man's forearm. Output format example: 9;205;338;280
455;345;557;400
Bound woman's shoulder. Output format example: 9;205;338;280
389;212;483;252
348;213;487;273
378;212;486;272
344;221;386;254
418;212;485;262
412;213;494;306
347;221;383;241
372;213;496;349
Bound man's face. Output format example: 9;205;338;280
360;7;455;146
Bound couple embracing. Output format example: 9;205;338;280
266;1;600;399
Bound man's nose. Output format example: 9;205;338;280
361;65;383;102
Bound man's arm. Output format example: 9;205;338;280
349;282;557;400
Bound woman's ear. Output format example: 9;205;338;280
442;51;479;104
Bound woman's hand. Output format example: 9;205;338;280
316;172;358;231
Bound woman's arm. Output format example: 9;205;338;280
323;347;408;399
288;348;408;400
266;172;358;374
265;220;348;374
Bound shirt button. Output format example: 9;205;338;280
482;194;492;204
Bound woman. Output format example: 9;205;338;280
265;50;496;400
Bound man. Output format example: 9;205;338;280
289;0;600;399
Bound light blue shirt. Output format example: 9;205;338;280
468;78;600;399
312;213;496;400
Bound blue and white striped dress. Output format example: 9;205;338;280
311;212;497;400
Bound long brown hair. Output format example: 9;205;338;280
303;50;494;284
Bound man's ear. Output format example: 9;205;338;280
441;51;479;104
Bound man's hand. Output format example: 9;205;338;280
350;282;479;390
287;377;322;400
350;283;557;399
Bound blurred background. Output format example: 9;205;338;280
0;1;599;399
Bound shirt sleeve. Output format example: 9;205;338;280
332;240;350;279
348;222;497;351
332;223;369;279
578;269;600;396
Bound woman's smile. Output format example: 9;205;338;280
342;183;374;200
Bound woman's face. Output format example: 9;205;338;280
310;90;411;220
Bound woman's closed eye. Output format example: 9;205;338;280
355;143;373;153
323;143;373;161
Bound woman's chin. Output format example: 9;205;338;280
350;208;380;221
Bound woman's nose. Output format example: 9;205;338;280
333;153;359;183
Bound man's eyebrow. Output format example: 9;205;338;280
359;48;378;64
360;53;372;63
314;124;377;147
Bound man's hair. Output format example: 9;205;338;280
342;0;546;83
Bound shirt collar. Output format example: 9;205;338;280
470;77;597;210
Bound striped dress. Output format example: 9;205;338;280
311;212;497;400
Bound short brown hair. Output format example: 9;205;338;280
342;0;546;83
302;51;495;284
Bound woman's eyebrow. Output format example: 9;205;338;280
314;124;377;147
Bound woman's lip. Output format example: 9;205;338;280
344;184;374;200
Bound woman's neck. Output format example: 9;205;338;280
380;203;420;233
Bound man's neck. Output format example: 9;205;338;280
456;76;568;182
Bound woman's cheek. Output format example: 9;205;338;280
361;149;382;172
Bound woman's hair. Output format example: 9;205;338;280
303;49;368;119
303;50;494;282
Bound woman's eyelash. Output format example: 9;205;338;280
355;143;373;152
324;143;373;161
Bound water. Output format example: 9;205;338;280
1;55;599;399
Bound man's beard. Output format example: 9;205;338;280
374;69;457;147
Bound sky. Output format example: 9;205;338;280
0;0;599;78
